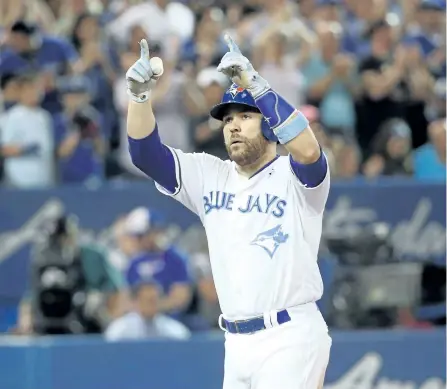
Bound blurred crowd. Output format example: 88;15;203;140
0;0;445;189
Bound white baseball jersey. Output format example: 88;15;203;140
155;149;330;320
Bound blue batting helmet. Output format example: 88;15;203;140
209;84;277;142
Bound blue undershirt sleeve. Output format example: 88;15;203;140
289;150;328;188
128;125;178;194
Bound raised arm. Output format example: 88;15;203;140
125;40;219;217
217;34;327;188
125;39;178;194
126;39;163;138
127;100;156;140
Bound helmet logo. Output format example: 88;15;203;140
228;84;245;98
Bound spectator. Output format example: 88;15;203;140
122;207;192;316
180;7;227;70
297;104;361;179
185;66;229;159
55;76;105;185
251;22;311;108
175;225;221;330
426;77;446;122
407;0;446;61
0;0;55;33
107;0;195;63
71;13;119;141
125;24;153;56
401;37;435;148
188;251;220;329
332;136;362;179
297;0;317;23
313;0;343;24
0;73;20;111
342;0;389;57
242;0;298;50
105;280;191;341
0;20;80;114
301;22;358;137
0;73;55;188
151;53;190;151
397;0;421;29
363;118;413;178
223;2;257;41
414;118;446;180
357;20;407;153
41;0;88;36
0;73;21;183
297;104;337;172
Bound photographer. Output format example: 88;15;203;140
17;215;126;335
55;76;106;184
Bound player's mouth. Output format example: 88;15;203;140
230;139;243;145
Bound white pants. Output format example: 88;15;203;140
222;303;332;389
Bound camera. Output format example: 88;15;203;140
72;108;99;139
30;216;100;334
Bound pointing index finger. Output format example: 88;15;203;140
224;33;241;54
139;39;150;59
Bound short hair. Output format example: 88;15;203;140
0;73;18;90
0;72;38;90
130;279;163;298
15;73;39;86
365;19;391;40
10;20;37;36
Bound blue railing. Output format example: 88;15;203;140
0;329;444;389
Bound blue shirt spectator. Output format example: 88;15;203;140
0;21;79;114
121;207;192;316
71;13;120;139
126;247;190;298
54;76;105;184
414;144;446;180
105;281;190;341
405;0;446;78
414;119;446;181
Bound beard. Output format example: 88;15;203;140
225;133;269;166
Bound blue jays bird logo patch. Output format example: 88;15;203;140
251;225;289;259
228;84;245;98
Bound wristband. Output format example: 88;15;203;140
127;89;150;103
255;89;309;144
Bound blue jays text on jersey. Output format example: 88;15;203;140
203;191;287;218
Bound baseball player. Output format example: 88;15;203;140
126;34;331;389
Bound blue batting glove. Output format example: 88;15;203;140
217;33;269;99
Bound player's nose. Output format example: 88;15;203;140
229;124;241;134
228;117;242;132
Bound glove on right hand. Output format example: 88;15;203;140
126;39;164;103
